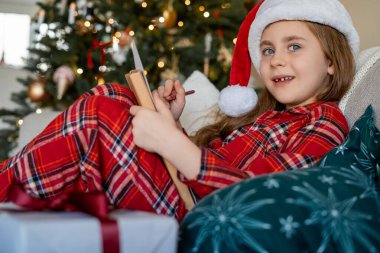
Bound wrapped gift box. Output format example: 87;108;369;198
0;204;178;253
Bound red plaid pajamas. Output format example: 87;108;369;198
185;101;349;198
0;83;349;221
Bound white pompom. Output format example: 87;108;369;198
218;85;258;117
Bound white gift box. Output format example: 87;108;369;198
0;204;178;253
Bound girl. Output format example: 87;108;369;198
0;0;358;221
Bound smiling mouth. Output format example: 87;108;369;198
272;76;295;83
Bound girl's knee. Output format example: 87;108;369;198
80;83;137;107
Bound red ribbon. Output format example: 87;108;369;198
87;39;112;70
7;184;120;253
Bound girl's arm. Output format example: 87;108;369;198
129;91;201;179
182;104;349;198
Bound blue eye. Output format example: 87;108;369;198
289;44;301;52
262;48;274;55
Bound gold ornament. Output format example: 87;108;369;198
163;4;177;29
97;76;105;85
28;79;47;102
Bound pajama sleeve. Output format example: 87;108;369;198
182;104;349;198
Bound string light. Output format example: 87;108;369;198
159;17;165;23
233;38;237;44
185;0;191;6
108;18;114;25
142;2;148;8
84;20;91;27
157;61;165;68
36;108;42;114
17;119;24;127
114;31;122;38
77;68;83;74
99;65;107;72
105;25;112;33
178;21;184;27
148;24;155;30
129;30;135;36
203;11;210;18
199;6;205;11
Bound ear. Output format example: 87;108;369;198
327;60;335;75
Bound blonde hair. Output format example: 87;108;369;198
192;21;355;147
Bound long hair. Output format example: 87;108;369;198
192;21;355;147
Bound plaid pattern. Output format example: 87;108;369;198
0;84;186;220
0;84;348;220
183;102;349;198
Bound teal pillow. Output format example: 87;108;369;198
179;166;380;253
318;105;380;183
179;106;380;253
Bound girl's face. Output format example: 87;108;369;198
259;21;334;108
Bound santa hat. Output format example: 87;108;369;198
218;0;360;117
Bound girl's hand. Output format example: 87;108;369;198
130;91;202;180
129;92;179;153
155;79;185;121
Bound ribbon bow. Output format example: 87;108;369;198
87;39;112;70
8;184;120;253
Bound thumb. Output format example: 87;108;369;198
129;105;143;116
153;92;172;118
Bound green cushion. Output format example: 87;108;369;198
178;106;380;253
318;105;380;183
179;166;380;253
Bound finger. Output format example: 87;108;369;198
174;80;185;96
156;85;165;99
164;79;175;97
173;80;185;104
153;89;170;107
153;92;172;118
129;105;143;116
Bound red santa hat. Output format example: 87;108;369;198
218;0;360;117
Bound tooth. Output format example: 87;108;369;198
281;78;285;81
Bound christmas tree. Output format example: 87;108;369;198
0;0;253;161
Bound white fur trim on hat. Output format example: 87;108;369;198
248;0;360;72
218;85;258;117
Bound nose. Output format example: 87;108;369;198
270;51;286;67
